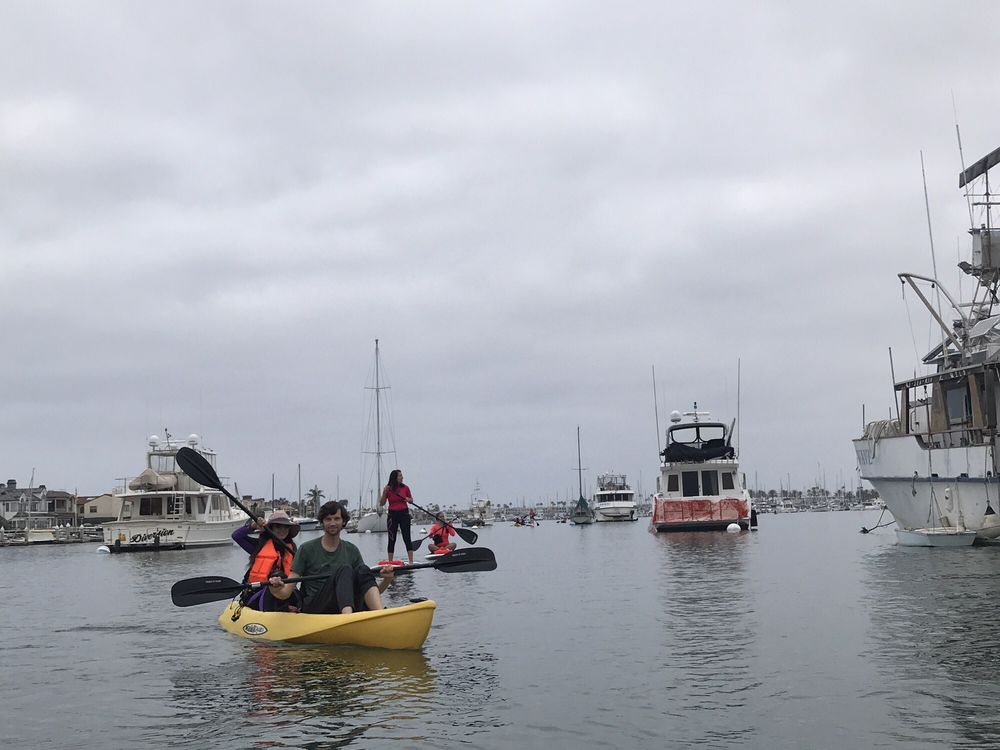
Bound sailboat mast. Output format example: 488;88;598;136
577;426;584;500
375;338;382;491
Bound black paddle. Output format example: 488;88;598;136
175;446;295;557
406;499;479;545
171;546;498;607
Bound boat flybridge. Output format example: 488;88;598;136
651;404;754;532
101;432;243;552
854;145;1000;544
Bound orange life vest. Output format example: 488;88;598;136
247;539;294;584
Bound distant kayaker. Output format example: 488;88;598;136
428;512;458;554
378;469;415;564
231;510;301;612
270;500;395;614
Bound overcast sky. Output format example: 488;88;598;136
3;1;1000;508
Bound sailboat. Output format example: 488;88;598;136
570;426;594;525
353;339;394;534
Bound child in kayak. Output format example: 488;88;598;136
231;510;301;612
269;500;395;614
428;512;458;555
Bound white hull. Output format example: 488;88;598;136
593;502;639;522
854;435;1000;540
355;510;387;533
102;518;243;549
895;527;978;547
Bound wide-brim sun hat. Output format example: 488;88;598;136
265;510;301;539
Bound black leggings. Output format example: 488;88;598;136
387;509;413;554
303;566;378;614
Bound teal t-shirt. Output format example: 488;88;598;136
291;536;366;603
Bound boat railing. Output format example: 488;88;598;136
660;457;740;468
913;426;987;449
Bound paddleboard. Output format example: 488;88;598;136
425;551;451;560
377;559;406;567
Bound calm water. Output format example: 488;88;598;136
5;512;1000;749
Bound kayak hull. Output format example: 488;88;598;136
218;599;436;650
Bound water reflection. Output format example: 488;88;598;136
652;532;760;748
864;545;1000;747
163;645;435;749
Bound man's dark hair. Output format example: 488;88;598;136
318;500;350;524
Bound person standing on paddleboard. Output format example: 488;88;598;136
379;469;415;564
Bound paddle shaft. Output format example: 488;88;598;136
171;547;497;606
406;498;479;545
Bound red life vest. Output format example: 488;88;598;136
247;539;294;584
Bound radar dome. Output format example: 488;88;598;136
187;434;200;446
148;435;160;447
669;411;682;423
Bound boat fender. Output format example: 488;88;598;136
726;523;741;533
96;545;110;554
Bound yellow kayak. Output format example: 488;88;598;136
218;599;436;649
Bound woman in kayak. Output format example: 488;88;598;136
379;469;415;564
270;500;395;614
428;512;457;554
231;510;301;611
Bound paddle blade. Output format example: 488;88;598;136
176;446;225;492
171;575;246;607
453;526;479;545
432;546;496;572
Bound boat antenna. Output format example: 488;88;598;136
652;365;662;456
575;426;587;502
736;357;741;457
953;94;975;228
921;150;950;362
888;346;899;420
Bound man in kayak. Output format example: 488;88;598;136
268;500;395;614
428;512;457;555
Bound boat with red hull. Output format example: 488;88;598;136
651;404;755;532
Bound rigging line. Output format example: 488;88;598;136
901;284;923;367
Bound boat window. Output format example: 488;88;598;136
701;471;719;496
186;497;192;514
721;472;735;490
682;471;699;497
197;496;207;514
944;383;971;426
121;500;133;520
139;497;163;516
667;474;679;492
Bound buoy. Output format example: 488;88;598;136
726;523;741;533
96;545;111;554
364;529;372;534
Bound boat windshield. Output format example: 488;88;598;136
151;454;178;473
669;424;726;446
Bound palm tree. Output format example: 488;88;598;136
305;485;325;516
